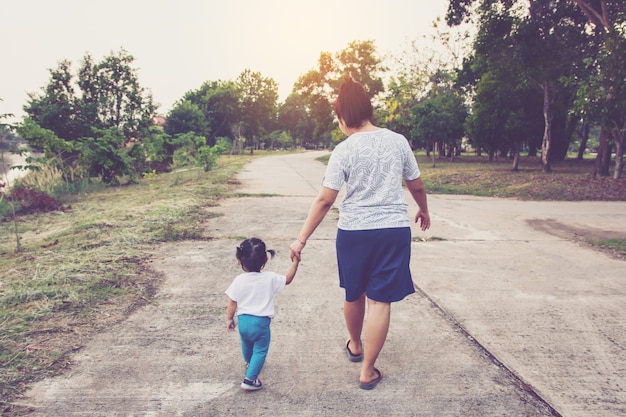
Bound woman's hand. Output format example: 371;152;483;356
415;209;431;231
290;239;305;261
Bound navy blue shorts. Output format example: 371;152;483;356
336;227;416;303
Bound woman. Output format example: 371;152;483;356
290;77;430;390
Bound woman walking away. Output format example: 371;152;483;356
290;77;430;390
226;237;299;390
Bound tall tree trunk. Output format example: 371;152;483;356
613;125;624;179
511;145;520;171
431;141;436;167
577;121;590;160
592;127;611;178
541;82;553;173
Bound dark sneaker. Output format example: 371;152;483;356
241;378;263;391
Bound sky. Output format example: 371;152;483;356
1;0;450;122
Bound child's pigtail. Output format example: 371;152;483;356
267;249;276;259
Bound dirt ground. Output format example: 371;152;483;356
15;151;626;417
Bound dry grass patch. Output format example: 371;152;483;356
0;154;251;414
418;155;626;201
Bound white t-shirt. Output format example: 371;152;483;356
322;128;421;230
225;271;286;318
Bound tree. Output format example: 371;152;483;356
77;128;133;184
24;60;83;141
464;71;514;160
291;40;387;146
183;80;240;146
571;0;626;178
164;100;209;139
277;93;313;147
84;49;156;140
378;78;415;144
236;69;279;147
447;0;625;178
448;0;591;171
384;16;472;150
516;0;590;172
333;40;386;97
411;75;468;163
292;68;335;146
22;49;158;183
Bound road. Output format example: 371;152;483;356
21;151;626;416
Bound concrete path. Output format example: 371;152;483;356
22;151;625;416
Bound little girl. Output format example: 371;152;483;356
225;237;299;390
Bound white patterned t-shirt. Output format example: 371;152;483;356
322;128;421;230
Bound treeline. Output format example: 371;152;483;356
2;0;624;188
446;0;625;177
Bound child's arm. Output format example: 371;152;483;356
285;257;300;285
226;298;237;330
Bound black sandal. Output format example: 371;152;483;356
346;339;363;362
359;367;382;390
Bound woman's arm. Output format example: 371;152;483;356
290;186;339;260
405;177;431;231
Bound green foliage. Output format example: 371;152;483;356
0;199;13;218
166;132;228;171
411;77;468;152
17;118;74;158
278;93;313;147
20;49;158;186
77;128;134;184
274;131;293;149
183;80;240;145
213;137;232;153
446;0;625;175
197;146;218;172
332;40;387;96
76;49;157;137
164;100;210;139
289;40;387;147
237;69;279;142
587;238;626;253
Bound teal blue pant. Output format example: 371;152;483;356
237;314;271;380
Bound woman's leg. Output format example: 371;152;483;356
360;298;390;383
344;292;366;354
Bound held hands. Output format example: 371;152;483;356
415;209;431;231
289;239;305;262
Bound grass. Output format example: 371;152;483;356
416;154;626;201
0;153;252;413
587;238;626;254
1;149;625;414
